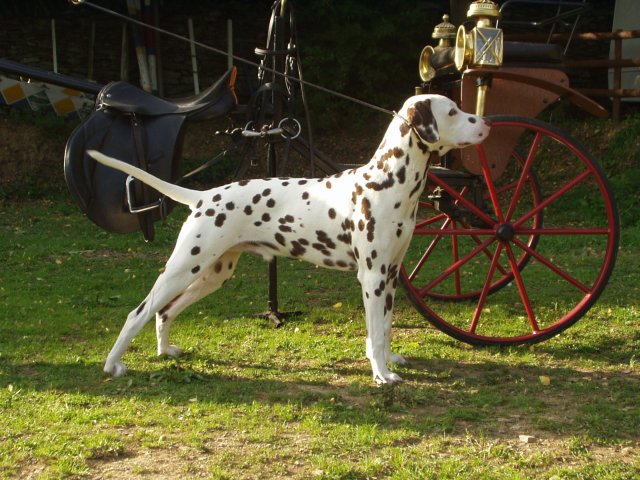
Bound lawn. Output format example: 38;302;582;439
1;197;638;479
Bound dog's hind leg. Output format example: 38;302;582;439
155;251;241;358
104;254;225;376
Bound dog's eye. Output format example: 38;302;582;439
448;108;458;116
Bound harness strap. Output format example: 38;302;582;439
130;114;155;241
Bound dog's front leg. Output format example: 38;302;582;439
382;265;407;367
358;270;403;385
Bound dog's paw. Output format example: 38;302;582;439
388;353;408;366
104;361;128;377
374;371;404;385
158;345;184;358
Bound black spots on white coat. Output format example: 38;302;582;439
315;230;336;250
361;197;372;220
384;293;394;315
367;218;376;242
275;232;286;246
215;213;227;227
290;240;306;257
366;173;395;191
351;184;364;205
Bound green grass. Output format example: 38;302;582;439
1;198;639;479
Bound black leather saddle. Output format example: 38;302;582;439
64;67;237;241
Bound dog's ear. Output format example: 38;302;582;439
407;99;440;144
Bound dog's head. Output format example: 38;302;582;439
399;95;491;155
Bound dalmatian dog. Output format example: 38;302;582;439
88;94;490;385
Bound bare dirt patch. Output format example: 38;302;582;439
88;446;212;479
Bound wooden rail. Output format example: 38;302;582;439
507;30;640;120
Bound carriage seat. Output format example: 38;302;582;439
503;41;563;65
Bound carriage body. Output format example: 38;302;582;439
399;0;620;346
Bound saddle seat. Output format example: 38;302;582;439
98;67;237;119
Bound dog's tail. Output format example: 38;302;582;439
87;150;201;208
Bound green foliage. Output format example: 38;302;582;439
599;114;640;227
5;107;77;140
530;111;640;227
294;0;443;130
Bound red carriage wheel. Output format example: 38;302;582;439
400;116;619;346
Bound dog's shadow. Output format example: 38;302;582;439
3;349;639;443
1;348;469;413
2;351;380;402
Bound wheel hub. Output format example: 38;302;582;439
496;223;515;242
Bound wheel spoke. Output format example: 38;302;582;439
504;243;539;333
414;228;495;236
494;178;519;198
505;132;542;222
517;227;611;235
415;208;448;229
451;221;462;296
511;237;590;293
407;217;451;281
428;171;497;227
466;228;511;277
514;170;591;228
470;242;505;334
418;236;496;297
477;145;505;222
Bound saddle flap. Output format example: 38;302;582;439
64;109;184;235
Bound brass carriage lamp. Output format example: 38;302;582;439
454;0;503;71
419;14;457;82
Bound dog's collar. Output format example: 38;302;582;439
392;111;413;129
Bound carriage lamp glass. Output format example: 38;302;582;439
454;0;503;70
